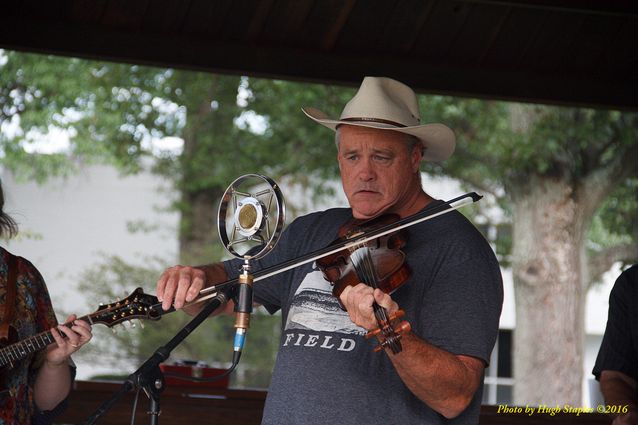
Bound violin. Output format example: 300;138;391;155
316;214;412;354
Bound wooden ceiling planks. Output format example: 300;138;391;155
139;0;192;34
99;0;150;31
68;0;109;26
446;2;510;66
258;0;313;45
480;7;546;71
0;0;636;109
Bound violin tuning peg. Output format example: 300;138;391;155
395;321;411;334
365;328;381;339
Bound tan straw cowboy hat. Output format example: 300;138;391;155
302;76;456;162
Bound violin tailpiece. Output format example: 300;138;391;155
366;309;411;354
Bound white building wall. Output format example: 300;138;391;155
2;165;179;378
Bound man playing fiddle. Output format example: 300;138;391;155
156;77;503;424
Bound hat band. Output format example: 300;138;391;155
341;117;407;128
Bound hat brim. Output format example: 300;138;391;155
302;107;455;162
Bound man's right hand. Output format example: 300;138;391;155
600;371;638;425
613;412;638;425
156;265;206;311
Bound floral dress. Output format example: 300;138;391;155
0;247;60;425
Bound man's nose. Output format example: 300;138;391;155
357;158;376;181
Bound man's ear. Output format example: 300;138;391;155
411;144;423;172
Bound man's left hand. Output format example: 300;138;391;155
339;283;398;330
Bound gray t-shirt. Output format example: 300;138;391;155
225;204;503;424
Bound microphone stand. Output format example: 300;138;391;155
84;285;234;425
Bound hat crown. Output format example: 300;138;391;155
340;77;421;127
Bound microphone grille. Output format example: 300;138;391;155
238;204;258;229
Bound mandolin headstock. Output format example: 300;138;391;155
88;287;162;327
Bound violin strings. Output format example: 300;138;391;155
352;244;391;326
358;246;401;353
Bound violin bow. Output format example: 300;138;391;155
162;192;482;312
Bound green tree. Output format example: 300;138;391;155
0;50;352;387
423;99;638;404
1;50;354;264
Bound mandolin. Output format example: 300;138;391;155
0;287;161;370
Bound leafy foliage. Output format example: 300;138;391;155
422;97;638;257
1;50;356;264
595;178;638;242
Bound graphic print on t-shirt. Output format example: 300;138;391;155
285;267;365;335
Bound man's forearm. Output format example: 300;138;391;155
600;371;638;414
388;332;484;419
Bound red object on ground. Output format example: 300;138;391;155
159;363;230;388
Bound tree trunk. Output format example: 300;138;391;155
511;176;587;405
178;187;224;265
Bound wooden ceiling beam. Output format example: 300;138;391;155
1;3;636;111
321;0;357;51
458;0;638;17
1;15;634;110
246;0;275;42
